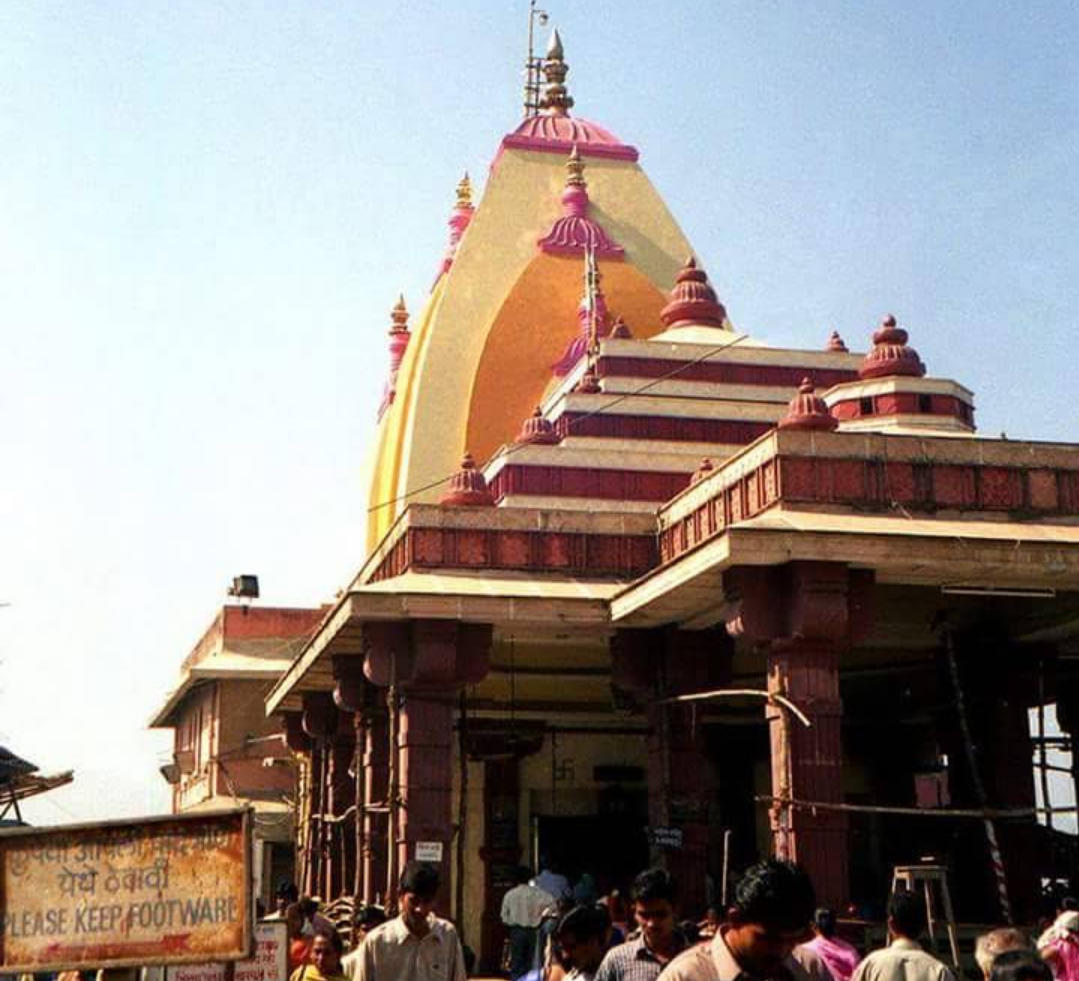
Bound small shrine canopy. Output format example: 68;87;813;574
0;745;74;823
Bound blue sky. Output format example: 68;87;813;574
1;1;1077;824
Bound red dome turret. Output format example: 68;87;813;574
440;453;495;506
778;378;839;432
515;407;560;446
859;315;926;380
827;330;848;352
660;257;727;329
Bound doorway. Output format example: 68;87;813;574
533;813;650;896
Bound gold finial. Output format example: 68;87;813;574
539;28;574;116
566;145;586;187
546;28;564;59
456;172;472;209
390;294;409;332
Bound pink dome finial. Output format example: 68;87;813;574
691;458;715;484
827;330;848;352
515;406;560;446
609;315;632;339
539;29;574;117
440;453;495;506
436;172;475;280
660;256;728;329
378;295;411;419
538;146;624;259
778;378;839;432
859;314;926;380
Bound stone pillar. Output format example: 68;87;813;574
359;707;390;904
765;643;845;904
612;627;730;915
724;562;874;909
281;712;312;895
302;692;338;898
364;620;491;906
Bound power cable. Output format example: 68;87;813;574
366;332;751;514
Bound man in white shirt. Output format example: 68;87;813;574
352;862;466;981
502;866;556;979
851;892;956;981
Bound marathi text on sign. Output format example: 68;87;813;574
0;808;252;974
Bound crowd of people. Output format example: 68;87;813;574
278;859;1079;981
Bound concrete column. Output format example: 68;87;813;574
724;561;874;909
613;627;729;914
362;708;390;904
362;620;491;907
396;694;456;873
766;642;846;907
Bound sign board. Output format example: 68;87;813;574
646;826;684;850
0;808;253;974
166;920;287;981
415;841;444;862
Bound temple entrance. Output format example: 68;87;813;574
534;813;650;897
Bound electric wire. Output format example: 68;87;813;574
365;332;752;514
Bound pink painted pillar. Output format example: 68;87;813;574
766;643;846;908
396;695;456;873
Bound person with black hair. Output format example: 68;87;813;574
663;859;819;981
353;861;466;981
804;908;860;981
594;869;687;981
989;951;1053;981
290;926;349;981
269;882;300;920
341;906;388;978
850;891;955;981
555;905;614;981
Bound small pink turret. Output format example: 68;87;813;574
859;315;926;380
778;378;839;432
440;453;496;506
515;406;560;445
538;146;624;258
377;295;411;420
660;257;728;329
436;173;475;281
609;315;632;339
827;330;849;352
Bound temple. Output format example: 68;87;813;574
149;25;1079;967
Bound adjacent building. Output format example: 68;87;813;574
150;604;323;906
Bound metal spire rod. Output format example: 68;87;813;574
524;1;549;117
585;245;600;357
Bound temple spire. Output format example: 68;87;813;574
537;145;624;258
436;171;475;281
539;29;574;116
378;295;411;419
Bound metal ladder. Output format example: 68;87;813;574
892;863;963;977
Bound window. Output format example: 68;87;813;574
859;397;874;416
918;394;933;413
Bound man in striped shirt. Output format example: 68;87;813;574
594;870;688;981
